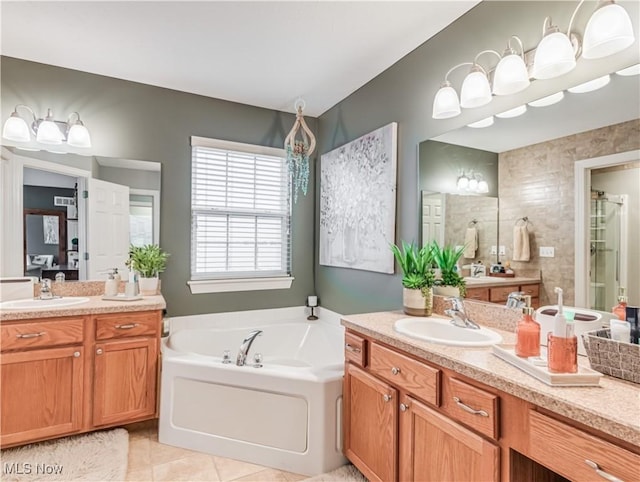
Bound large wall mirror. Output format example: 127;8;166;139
418;66;639;309
2;146;161;282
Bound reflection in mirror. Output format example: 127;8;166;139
418;66;639;308
2;146;161;281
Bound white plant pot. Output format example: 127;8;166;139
138;276;159;296
433;285;460;297
403;287;433;317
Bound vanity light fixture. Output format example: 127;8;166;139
493;36;530;96
2;105;92;148
457;171;489;194
468;116;494;128
496;104;527;119
616;63;640;76
528;91;565;107
568;74;611;93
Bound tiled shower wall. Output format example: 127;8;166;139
498;119;640;306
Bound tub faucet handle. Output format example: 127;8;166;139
253;353;263;368
222;350;232;364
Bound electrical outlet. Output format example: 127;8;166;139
490;246;497;255
499;245;506;256
539;246;555;258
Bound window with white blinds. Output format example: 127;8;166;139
190;137;291;282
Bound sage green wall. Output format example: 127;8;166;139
315;1;640;315
1;56;316;316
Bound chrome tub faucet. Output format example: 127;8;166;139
445;297;480;330
236;330;263;366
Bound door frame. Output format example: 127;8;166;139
574;149;639;308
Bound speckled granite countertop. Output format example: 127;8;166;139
0;295;166;322
342;310;640;446
464;276;540;287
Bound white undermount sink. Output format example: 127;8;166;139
0;297;90;310
394;316;503;347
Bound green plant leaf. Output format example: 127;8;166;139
127;244;169;278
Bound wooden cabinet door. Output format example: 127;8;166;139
1;346;83;447
400;396;499;482
93;337;157;426
344;363;398;482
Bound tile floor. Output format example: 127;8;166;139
125;421;307;482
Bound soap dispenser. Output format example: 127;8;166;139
515;295;540;358
547;287;577;373
104;270;118;297
612;287;628;321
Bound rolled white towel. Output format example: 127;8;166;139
513;225;530;262
463;227;478;259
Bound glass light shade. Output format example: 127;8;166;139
432;83;461;119
36;119;64;145
67;123;92;148
532;31;576;80
457;175;469;190
493;54;531;95
528;91;565;107
460;68;492;108
477;180;489;193
468;116;494;128
583;3;635;59
616;63;640;76
496;105;527;118
468;178;479;191
2;114;30;142
568;75;611;94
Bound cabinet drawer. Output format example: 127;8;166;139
529;410;640;482
443;377;499;440
519;284;539;298
95;311;159;340
344;332;366;367
466;287;489;302
369;342;440;406
1;317;84;352
489;286;517;302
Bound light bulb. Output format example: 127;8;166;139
532;25;576;80
583;3;635;59
432;82;461;119
36;119;64;145
2;113;30;142
460;67;492;108
477;180;489;193
457;175;469;190
493;53;530;96
67;123;92;148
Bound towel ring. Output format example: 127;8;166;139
515;217;531;226
468;219;478;227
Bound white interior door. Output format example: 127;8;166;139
87;178;130;280
422;192;444;246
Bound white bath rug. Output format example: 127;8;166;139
303;464;368;482
0;428;128;481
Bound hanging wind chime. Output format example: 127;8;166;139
284;98;316;203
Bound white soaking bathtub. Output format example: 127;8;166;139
158;307;347;476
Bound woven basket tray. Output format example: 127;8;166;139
581;328;640;384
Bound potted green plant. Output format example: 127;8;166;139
433;242;466;297
126;244;169;295
391;240;436;316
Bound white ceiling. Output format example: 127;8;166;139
1;0;480;117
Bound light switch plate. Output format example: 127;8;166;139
491;245;497;255
499;245;506;256
539;246;555;258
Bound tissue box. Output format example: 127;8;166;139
581;328;640;384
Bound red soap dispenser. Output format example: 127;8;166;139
612;287;628;321
515;295;540;358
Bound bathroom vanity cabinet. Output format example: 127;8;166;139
0;309;162;448
343;326;640;482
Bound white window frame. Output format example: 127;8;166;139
188;136;294;294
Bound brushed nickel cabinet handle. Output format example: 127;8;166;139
116;323;139;329
96;348;103;355
584;460;623;482
399;403;410;412
73;351;81;358
391;367;401;375
16;332;46;339
345;343;361;353
383;394;392;403
453;396;489;417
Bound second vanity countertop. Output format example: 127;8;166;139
464;276;540;288
341;310;640;446
0;295;166;322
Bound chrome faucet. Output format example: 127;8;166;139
39;279;54;300
236;330;263;366
506;291;525;309
445;297;480;330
